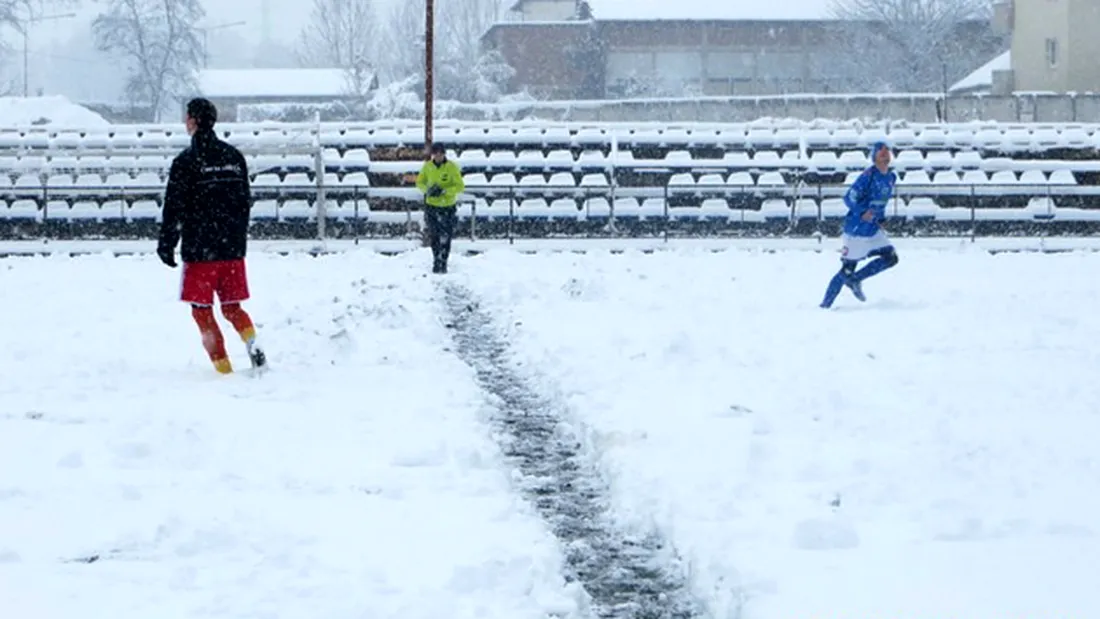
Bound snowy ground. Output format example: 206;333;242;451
0;252;580;619
2;243;1099;618
457;245;1100;618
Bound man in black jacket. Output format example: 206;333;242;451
158;98;266;375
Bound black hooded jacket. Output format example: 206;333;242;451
158;128;252;263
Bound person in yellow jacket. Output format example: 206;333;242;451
416;143;465;274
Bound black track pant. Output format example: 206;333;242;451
424;205;457;272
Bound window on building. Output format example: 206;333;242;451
605;51;658;97
606;51;655;83
1046;38;1058;68
654;51;704;80
755;51;806;80
706;51;756;80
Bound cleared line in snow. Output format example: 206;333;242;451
442;282;704;619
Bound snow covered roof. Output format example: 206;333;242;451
588;0;832;21
949;50;1011;94
0;96;110;128
196;68;375;99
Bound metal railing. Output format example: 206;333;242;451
4;181;1096;244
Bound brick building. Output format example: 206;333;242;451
484;0;1000;100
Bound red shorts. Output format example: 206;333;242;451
180;259;250;306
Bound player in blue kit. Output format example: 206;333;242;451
820;141;900;308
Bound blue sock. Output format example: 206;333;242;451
853;253;897;282
820;269;848;308
821;260;858;308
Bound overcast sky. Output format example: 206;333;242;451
44;0;330;47
40;0;841;48
9;0;328;100
4;0;839;102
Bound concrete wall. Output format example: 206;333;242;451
1068;0;1100;92
1012;0;1071;92
489;93;1100;123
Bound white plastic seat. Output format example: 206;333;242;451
69;200;101;221
47;173;74;190
128;200;161;221
900;171;932;185
9;199;42;221
250;200;278;219
756;171;786;186
544;150;574;168
726;172;753;186
282;173;311;188
547;172;575;187
1019;170;1048;185
668;173;695;187
961;171;988;185
278;199;314;220
1049;170;1077;185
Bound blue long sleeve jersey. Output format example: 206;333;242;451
843;166;897;237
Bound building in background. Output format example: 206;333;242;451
486;0;1000;100
948;51;1012;96
193;68;378;121
993;0;1100;94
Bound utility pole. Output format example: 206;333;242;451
20;12;76;97
196;21;247;68
425;0;434;156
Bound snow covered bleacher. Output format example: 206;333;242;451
3;118;1100;240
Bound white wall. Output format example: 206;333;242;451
1012;0;1070;91
1068;0;1100;92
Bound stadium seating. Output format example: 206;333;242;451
3;119;1100;240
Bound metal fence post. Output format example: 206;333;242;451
970;183;976;243
663;184;669;243
313;112;326;242
815;185;823;243
470;198;478;242
508;187;515;245
608;132;618;237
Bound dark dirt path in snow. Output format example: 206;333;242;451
442;282;704;619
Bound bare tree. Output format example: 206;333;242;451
297;0;376;67
0;0;32;27
1;0;78;90
1;0;79;32
379;0;424;86
828;0;998;92
436;0;512;102
378;0;513;103
439;0;500;75
297;0;377;99
93;0;204;121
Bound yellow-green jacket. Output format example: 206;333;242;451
416;159;465;208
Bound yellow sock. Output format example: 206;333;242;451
239;326;256;344
213;358;233;374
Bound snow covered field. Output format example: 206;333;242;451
0;252;580;619
459;246;1100;618
2;243;1099;618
